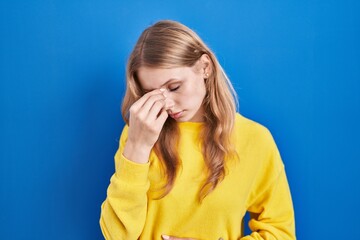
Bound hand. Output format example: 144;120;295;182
123;89;169;164
162;235;197;240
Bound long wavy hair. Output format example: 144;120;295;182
122;20;238;200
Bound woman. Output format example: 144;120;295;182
100;20;296;240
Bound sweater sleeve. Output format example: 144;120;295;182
100;125;150;240
241;127;296;240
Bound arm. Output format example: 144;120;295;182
100;126;150;239
241;129;296;240
160;169;295;240
100;89;170;239
241;168;296;240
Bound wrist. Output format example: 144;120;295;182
123;141;152;164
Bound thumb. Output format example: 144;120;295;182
162;235;180;240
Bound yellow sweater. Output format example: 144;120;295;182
100;114;296;240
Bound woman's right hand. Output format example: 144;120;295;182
123;89;170;164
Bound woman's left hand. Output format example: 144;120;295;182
162;235;197;240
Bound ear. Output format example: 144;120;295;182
199;54;212;78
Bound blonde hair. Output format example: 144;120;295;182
122;20;238;200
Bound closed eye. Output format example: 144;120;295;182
169;85;180;92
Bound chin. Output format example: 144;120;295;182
184;114;203;122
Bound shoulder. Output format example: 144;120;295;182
233;113;274;147
232;113;284;172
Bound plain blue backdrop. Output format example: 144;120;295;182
1;0;359;239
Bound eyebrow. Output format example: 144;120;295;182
142;78;181;92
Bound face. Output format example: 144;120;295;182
137;59;209;122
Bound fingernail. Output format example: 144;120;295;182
159;88;166;92
162;235;170;240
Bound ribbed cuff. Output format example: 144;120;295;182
115;153;150;185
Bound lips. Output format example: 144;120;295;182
169;111;183;120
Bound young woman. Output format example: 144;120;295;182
100;20;296;240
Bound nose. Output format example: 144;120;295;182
162;90;175;112
164;97;175;113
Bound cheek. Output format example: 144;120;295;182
172;90;192;107
173;76;206;106
180;80;206;104
193;79;207;99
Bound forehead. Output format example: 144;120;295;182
137;66;193;90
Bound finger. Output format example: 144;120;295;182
131;94;165;122
147;99;167;121
155;109;169;126
131;89;165;111
129;95;165;124
148;109;168;134
162;235;194;240
162;235;174;240
140;94;166;116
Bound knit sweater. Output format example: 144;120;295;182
100;113;296;239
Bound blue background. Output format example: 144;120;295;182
1;1;359;239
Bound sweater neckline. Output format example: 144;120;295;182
176;121;204;131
